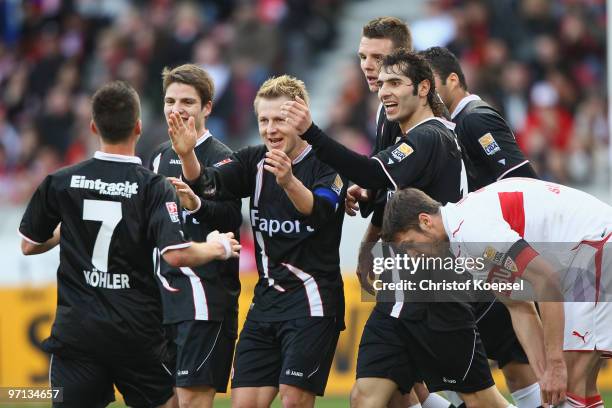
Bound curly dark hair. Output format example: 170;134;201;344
380;49;446;118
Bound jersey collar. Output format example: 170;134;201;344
450;94;481;120
404;116;455;135
292;144;312;164
94;151;142;165
195;130;212;148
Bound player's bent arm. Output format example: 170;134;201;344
282;176;314;215
498;298;546;378
499;161;538;180
300;123;392;190
162;234;240;268
21;224;60;255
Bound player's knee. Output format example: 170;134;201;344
349;384;382;408
279;385;314;408
177;387;214;408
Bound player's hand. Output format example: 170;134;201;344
280;96;312;136
357;242;376;295
540;358;566;406
207;230;241;260
345;185;369;216
264;149;294;188
168;177;199;211
167;112;197;157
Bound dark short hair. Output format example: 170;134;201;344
362;17;412;50
381;188;442;242
381;49;446;117
162;64;215;105
91;81;140;143
420;46;468;90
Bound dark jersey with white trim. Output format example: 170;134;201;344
186;145;347;323
149;134;241;323
453;98;537;190
360;105;403;227
371;118;473;327
19;152;189;359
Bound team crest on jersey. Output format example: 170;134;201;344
331;174;343;195
391;143;413;162
478;133;500;156
503;257;518;273
166;202;179;223
483;246;504;265
214;158;233;167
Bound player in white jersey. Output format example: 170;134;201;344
381;177;612;407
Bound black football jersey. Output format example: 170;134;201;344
187;145;347;323
19;151;189;358
149;132;241;323
452;95;536;190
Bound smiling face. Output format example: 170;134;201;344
256;96;306;159
377;65;422;126
164;82;211;135
358;36;395;92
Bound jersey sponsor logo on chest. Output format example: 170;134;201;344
250;209;314;237
478;133;500;155
70;175;139;198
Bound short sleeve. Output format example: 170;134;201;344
145;176;190;254
19;175;61;244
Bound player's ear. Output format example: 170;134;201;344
202;100;212;118
134;119;142;136
418;79;430;97
448;72;460;89
90;120;98;135
418;213;432;230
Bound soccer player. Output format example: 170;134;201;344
282;50;525;408
19;81;240;408
149;64;242;408
420;47;542;407
168;75;347;408
420;46;538;190
380;178;612;407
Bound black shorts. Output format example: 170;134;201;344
49;352;173;408
231;317;340;396
474;300;529;368
168;319;237;391
357;309;494;394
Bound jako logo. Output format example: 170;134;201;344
442;377;456;384
285;369;303;377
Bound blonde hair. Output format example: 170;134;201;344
254;75;309;113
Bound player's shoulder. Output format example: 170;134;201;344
152;140;174;157
460;101;505;127
409;118;454;145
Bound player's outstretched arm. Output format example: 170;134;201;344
167;111;201;182
520;255;566;406
162;231;240;267
21;224;60;255
498;298;546;378
281;97;391;190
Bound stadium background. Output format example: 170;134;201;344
0;0;609;406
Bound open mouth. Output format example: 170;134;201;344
383;101;399;115
268;137;283;149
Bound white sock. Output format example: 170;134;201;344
510;382;542;408
443;391;464;406
421;392;453;408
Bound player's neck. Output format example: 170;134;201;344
99;140;137;158
449;90;471;116
287;140;309;161
399;106;434;134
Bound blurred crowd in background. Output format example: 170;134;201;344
331;0;608;184
0;0;343;204
0;0;607;207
